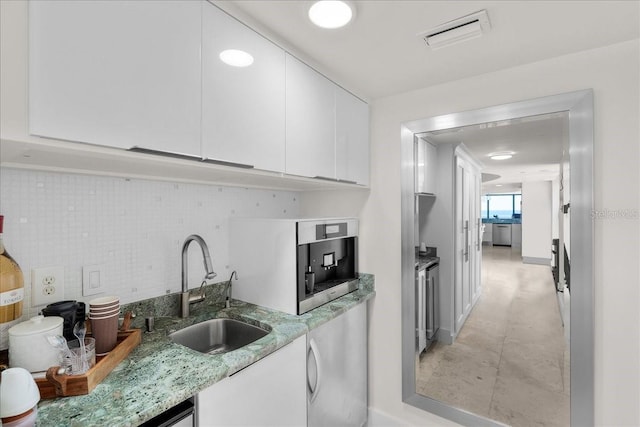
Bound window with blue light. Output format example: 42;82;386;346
482;194;522;219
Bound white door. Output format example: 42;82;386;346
455;156;473;334
469;168;482;303
462;165;471;316
454;159;464;332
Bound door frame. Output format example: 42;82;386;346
400;89;594;426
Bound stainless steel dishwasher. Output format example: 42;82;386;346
307;302;367;427
493;223;512;246
417;262;440;354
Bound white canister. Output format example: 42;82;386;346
8;315;63;373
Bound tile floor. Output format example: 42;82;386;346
416;245;570;427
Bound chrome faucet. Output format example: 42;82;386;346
181;235;217;318
225;271;238;309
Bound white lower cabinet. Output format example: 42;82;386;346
197;304;368;427
197;335;306;426
512;223;522;247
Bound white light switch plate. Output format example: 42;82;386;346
82;264;105;296
31;266;64;306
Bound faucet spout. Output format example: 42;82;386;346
225;271;238;309
181;235;216;318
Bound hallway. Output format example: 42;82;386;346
416;245;570;426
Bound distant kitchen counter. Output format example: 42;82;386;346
415;247;439;270
35;275;375;426
416;255;440;270
482;218;522;224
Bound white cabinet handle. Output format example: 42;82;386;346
307;338;322;403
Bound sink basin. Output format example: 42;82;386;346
170;318;269;355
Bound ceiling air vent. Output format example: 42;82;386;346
418;10;491;50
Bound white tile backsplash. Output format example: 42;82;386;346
0;168;300;317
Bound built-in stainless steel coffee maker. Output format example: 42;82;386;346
296;220;358;313
230;218;359;315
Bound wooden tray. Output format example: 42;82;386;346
37;328;141;399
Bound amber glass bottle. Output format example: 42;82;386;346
0;215;24;350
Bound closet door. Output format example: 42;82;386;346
471;170;482;302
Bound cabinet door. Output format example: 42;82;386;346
425;141;438;194
285;54;335;179
415;138;437;194
202;3;286;171
198;336;306;426
307;302;367;427
335;87;369;185
29;0;201;155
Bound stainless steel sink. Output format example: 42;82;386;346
169;318;269;355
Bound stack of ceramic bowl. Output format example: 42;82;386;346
0;367;40;426
88;296;120;356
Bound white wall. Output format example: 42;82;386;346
552;176;560;239
521;181;552;262
302;39;639;426
421;143;455;339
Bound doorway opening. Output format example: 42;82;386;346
400;90;593;427
413;112;570;425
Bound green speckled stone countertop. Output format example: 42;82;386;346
35;275;374;426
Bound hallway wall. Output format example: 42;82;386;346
522;181;552;263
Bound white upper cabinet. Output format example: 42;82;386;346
415;138;437;194
29;0;202;155
335;86;369;185
202;3;286;171
285;54;336;180
27;1;369;187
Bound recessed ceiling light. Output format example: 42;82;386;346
308;1;354;29
219;49;254;67
496;184;503;187
489;151;515;161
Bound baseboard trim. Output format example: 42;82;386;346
522;256;551;265
366;407;406;427
437;328;453;345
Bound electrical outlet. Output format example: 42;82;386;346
31;266;65;306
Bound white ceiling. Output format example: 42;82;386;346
217;1;637;195
421;112;568;193
223;1;640;101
